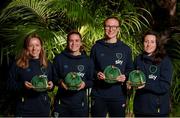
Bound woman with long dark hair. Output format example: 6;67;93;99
132;30;173;117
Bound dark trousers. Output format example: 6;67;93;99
54;106;88;117
53;102;88;117
91;96;125;117
135;113;169;117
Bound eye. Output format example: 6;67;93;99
69;40;73;43
36;44;40;47
76;39;80;42
28;45;33;48
144;40;148;43
104;25;119;30
151;41;156;44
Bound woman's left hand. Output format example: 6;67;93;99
116;74;126;82
136;84;145;89
78;81;85;90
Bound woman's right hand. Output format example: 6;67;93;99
136;84;145;89
97;72;105;80
126;81;145;90
60;81;68;90
24;81;34;89
126;81;132;90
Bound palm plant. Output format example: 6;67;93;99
0;0;60;61
0;0;96;63
79;0;151;57
166;30;180;116
165;1;180;116
0;0;151;62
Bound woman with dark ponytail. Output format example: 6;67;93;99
53;31;94;117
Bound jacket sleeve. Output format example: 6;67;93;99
84;59;94;88
47;61;55;91
90;45;99;79
125;48;134;77
47;61;53;81
7;62;24;92
52;57;62;86
144;57;173;95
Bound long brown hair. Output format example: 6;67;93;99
16;33;48;69
143;30;166;64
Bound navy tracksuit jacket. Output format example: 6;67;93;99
133;54;173;116
53;50;94;117
90;39;133;99
7;59;54;116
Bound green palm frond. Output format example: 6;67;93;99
48;0;94;27
166;33;180;59
166;31;180;106
5;0;56;27
78;25;104;55
120;9;151;33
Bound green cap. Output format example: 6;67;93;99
64;72;82;90
31;75;48;92
103;65;121;84
128;70;146;87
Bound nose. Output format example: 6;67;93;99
72;40;77;45
146;41;150;46
71;41;75;45
146;42;149;45
32;46;37;50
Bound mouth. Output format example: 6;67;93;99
32;51;39;54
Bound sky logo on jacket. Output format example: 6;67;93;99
148;65;158;80
115;53;123;65
148;74;157;80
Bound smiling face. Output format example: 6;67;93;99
68;33;82;55
27;37;42;59
104;18;120;40
143;34;157;56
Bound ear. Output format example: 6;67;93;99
117;27;120;32
116;28;120;36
